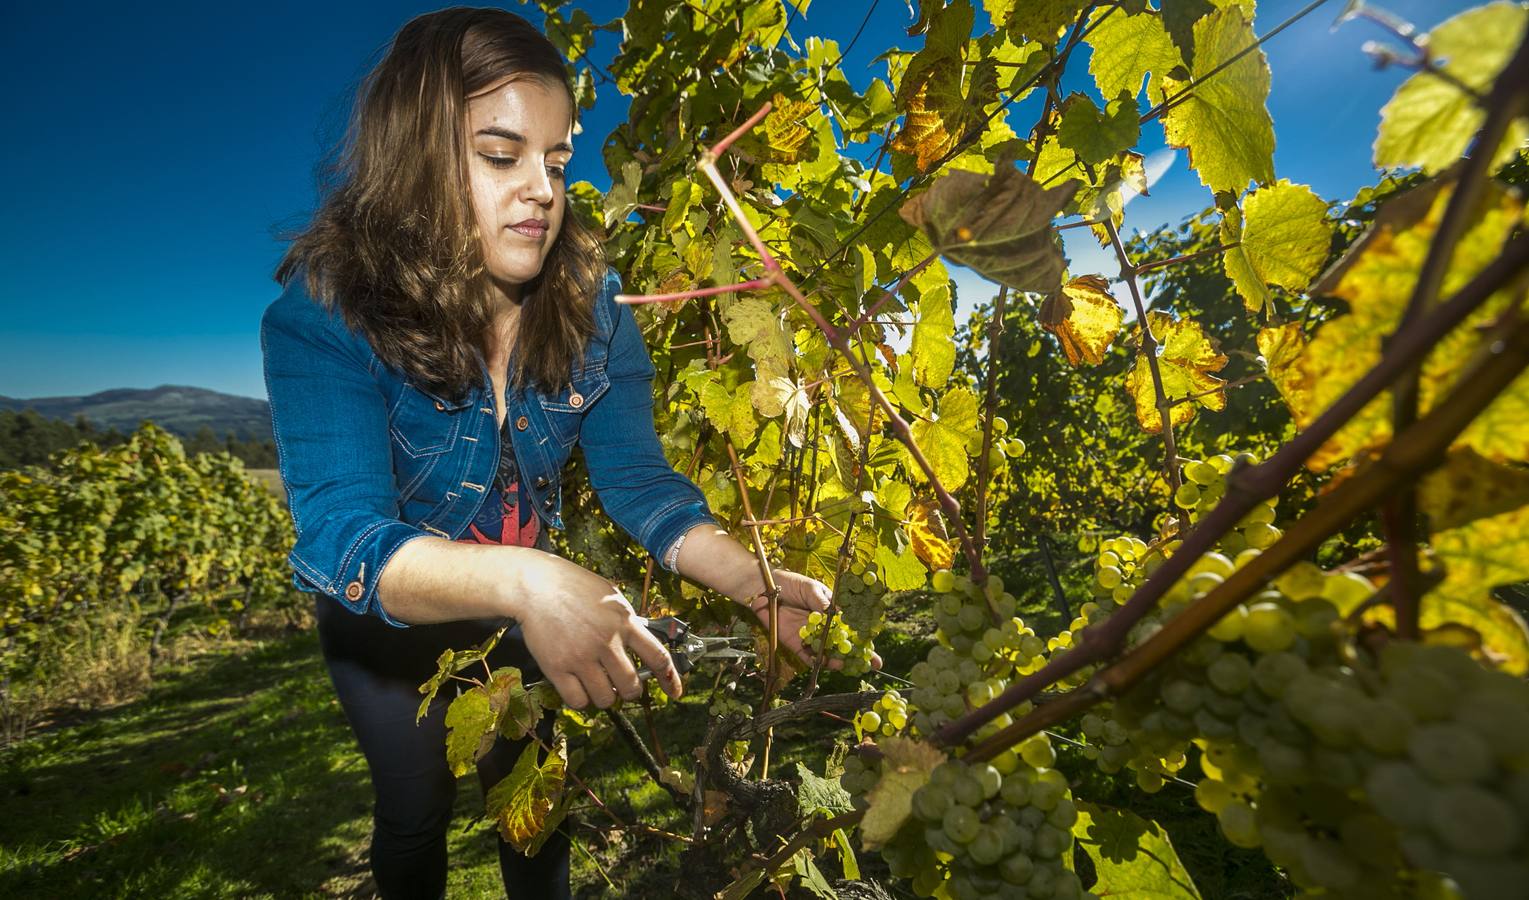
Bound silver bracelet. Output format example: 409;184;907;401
663;531;688;571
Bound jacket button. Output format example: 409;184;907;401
344;581;363;601
433;400;446;412
569;392;584;408
534;476;549;489
515;415;529;431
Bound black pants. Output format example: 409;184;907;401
314;594;572;900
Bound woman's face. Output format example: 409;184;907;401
465;76;573;306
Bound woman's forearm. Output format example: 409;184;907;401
670;523;772;604
374;536;548;625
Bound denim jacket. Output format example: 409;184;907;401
259;268;717;627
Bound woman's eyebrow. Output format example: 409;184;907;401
474;126;572;154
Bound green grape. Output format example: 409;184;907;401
1174;483;1202;509
1218;800;1261;848
1243;602;1297;653
1189;551;1236;579
1096;566;1123;589
1207;653;1253;693
1366;762;1434;828
992;416;1009;435
1208;604;1249;642
952;773;984;808
1321;571;1374;612
1185;460;1219;485
1429;785;1522;854
1005;438;1027;458
1000;774;1032;807
913;784;953;822
857;710;882;734
1243;522;1280;549
931;569;956;593
1275;561;1327;600
975;763;1003;799
1196;777;1234;813
968;827;1006;866
1208;453;1235;473
943;805;981;844
1408;723;1494;784
1020;735;1057;768
999;852;1035;885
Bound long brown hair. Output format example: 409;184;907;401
275;7;604;401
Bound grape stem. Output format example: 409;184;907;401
931;230;1529;751
1103;217;1185;499
974;286;1010;559
964;310;1529;762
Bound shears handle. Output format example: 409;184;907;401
638;615;695;676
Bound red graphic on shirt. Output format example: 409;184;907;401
456;482;540;548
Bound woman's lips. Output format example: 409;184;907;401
509;222;546;238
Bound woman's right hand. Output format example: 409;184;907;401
509;554;683;709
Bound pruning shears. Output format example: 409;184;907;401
635;615;755;682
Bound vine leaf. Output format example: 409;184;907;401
912;283;957;387
859;736;947;850
444;687;497;778
1374;2;1529;175
603;159;642;230
1074;801;1203;897
751;377;810;447
1425;502;1529;675
909;386;982;490
796;761;855;817
1256;322;1313;417
1222;180;1333;313
1161;5;1275;196
1056;91;1142;166
990;0;1090;44
1040;274;1126;367
701;379;760;448
1297;179;1525;469
899;163;1079;294
890;0;991;173
722;295;792;374
763;92;820;162
486;736;568;852
486;666;543;742
907;498;957;570
1087;8;1182;103
1124;312;1228;433
1421;448;1529;532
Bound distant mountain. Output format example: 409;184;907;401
0;386;272;442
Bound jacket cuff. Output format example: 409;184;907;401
288;520;432;628
650;502;719;573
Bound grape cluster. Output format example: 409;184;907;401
1077;454;1529;898
857;690;909;740
797;570;887;677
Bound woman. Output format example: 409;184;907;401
260;8;835;898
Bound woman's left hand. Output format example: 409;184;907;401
746;569;882;671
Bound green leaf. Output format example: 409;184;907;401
876;540;929;591
833;827;860;881
796;761;855;817
1222;180;1333;312
723;295;792;378
485;736;568;853
444;687;496;778
993;0;1089;44
1161;5;1275;196
912;284;957;387
900;163;1079;294
1074;801;1203;897
1087;9;1182;102
1057;92;1141;166
910;387;981;490
485;667;543;741
792;851;838;899
702;379;760;447
663;178;704;234
1375;2;1529;175
859;736;946;849
603;160;642;230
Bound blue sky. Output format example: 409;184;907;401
0;0;1480;401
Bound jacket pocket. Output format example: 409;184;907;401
389;382;461;458
538;366;610;447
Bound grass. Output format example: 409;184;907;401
0;585;1289;899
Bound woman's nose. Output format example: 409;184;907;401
519;164;554;206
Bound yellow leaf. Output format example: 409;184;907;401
763;92;819;162
907;498;956;570
1040;275;1125;366
859;736;947;850
486;736;568;852
1124;312;1227;433
1425;504;1529;675
1257;322;1313;419
1420;448;1529;532
1300;179;1525;469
